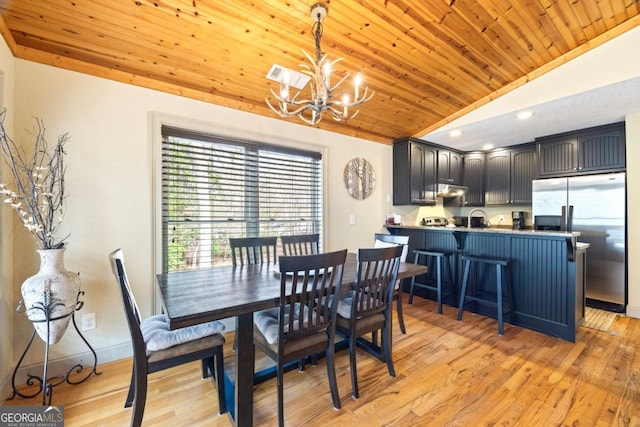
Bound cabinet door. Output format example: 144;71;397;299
485;150;511;205
437;150;463;184
449;151;463;184
462;152;485;206
577;126;625;172
393;140;437;206
537;138;577;177
413;144;437;204
510;145;536;204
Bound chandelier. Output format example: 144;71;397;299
266;2;373;125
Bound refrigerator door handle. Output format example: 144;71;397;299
561;205;567;231
567;205;574;232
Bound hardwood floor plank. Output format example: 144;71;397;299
4;297;640;425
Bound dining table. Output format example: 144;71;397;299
156;252;428;427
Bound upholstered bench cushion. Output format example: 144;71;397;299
140;314;225;353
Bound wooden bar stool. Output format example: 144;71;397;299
457;255;515;334
409;249;456;314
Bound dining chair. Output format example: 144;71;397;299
253;249;347;427
373;233;410;334
228;236;278;350
109;249;226;427
229;236;278;266
335;245;403;399
280;233;320;256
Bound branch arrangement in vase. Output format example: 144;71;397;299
0;110;70;249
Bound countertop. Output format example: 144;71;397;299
385;224;581;238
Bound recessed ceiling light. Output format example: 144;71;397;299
483;144;494;150
449;129;462;137
517;111;534;120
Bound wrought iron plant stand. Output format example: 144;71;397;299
9;287;100;405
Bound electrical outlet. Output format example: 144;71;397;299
499;215;505;222
82;313;96;331
349;214;355;225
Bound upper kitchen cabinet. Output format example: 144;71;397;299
444;152;485;207
537;122;626;178
462;152;486;206
485;144;536;205
437;149;463;185
393;138;437;205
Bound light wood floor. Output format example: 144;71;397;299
4;297;640;426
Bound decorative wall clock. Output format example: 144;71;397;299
343;158;375;200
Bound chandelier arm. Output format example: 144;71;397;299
266;98;316;118
296;112;321;126
270;88;317;107
328;73;350;93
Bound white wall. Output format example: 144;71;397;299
5;58;393;380
0;31;15;401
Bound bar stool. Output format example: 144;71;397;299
409;249;456;314
457;255;515;335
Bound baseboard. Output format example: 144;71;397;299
625;305;640;319
2;343;132;401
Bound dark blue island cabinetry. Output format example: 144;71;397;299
387;226;588;342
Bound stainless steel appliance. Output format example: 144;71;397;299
532;173;626;312
422;217;448;226
512;211;526;229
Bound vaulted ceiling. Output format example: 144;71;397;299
0;1;639;145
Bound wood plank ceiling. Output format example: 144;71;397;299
0;0;638;144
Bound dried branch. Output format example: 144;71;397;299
0;109;70;249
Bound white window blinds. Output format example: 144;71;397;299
161;126;323;272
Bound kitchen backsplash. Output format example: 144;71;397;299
390;199;532;227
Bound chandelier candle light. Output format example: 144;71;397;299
266;2;373;125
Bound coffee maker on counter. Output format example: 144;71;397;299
512;211;526;229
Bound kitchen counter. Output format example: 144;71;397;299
386;225;587;342
390;224;580;238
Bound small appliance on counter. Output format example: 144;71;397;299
452;216;489;228
421;217;448;227
533;215;562;231
386;213;402;225
512;211;526;229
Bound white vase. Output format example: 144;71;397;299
21;248;81;344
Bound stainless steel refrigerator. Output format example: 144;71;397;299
532;172;626;312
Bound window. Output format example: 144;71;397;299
161;126;322;272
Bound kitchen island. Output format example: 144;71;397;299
387;225;589;342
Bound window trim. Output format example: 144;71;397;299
150;112;330;313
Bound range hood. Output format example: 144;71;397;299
436;183;468;197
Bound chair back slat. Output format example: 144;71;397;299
352;246;403;317
229;236;278;266
280;233;320;256
278;249;346;342
109;249;147;362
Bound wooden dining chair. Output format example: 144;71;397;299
335;245;403;399
280;233;320;256
253;249;347;427
228;236;278;350
374;233;410;334
109;249;227;427
229;236;278;266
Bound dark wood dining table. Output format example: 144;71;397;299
156;252;428;427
